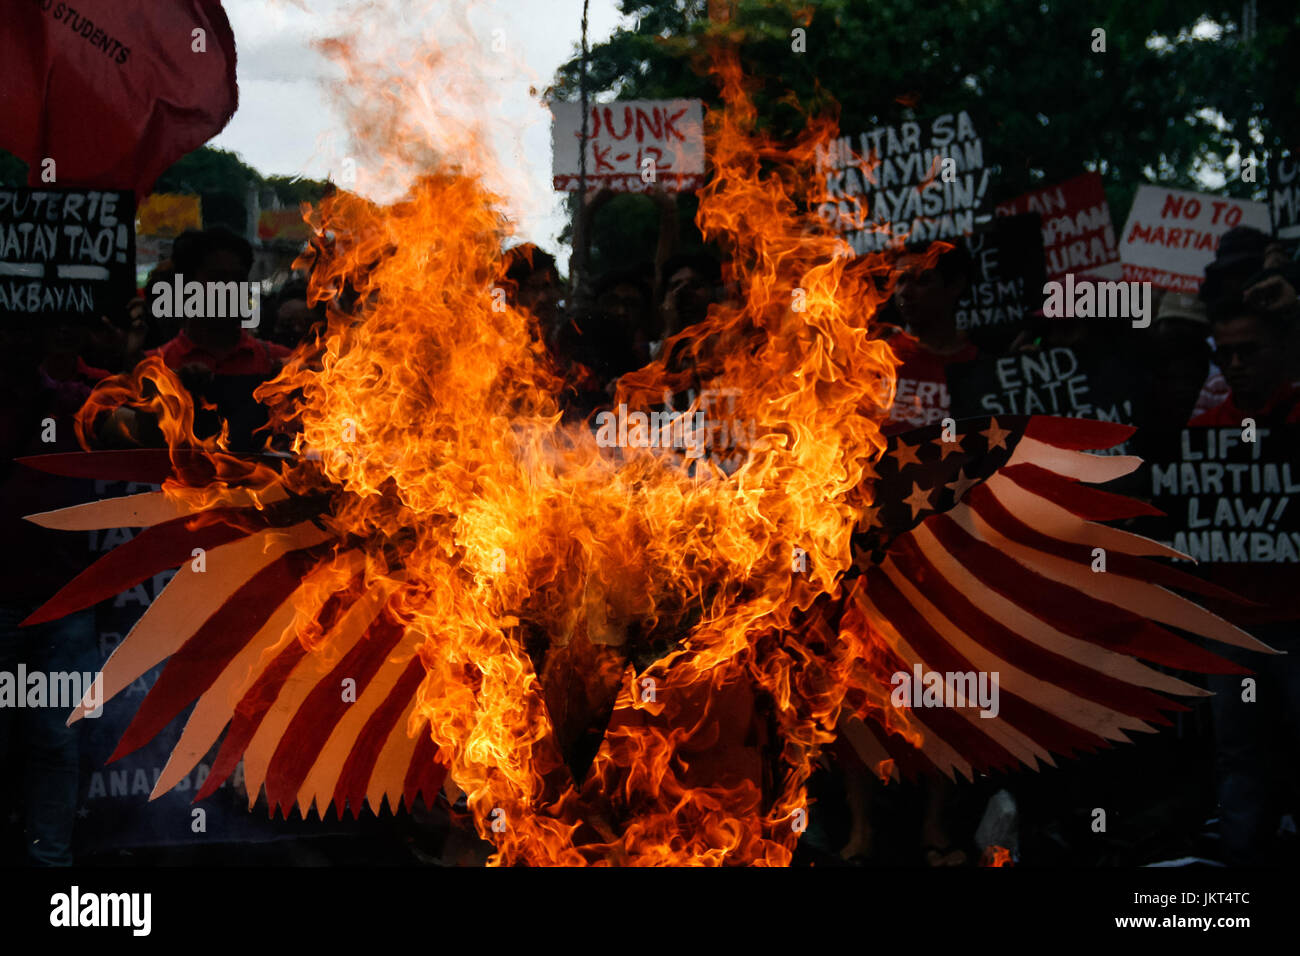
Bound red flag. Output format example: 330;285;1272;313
0;0;238;197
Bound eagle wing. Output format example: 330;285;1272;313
837;415;1274;781
20;449;447;819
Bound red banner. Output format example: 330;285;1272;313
995;172;1119;282
0;0;239;198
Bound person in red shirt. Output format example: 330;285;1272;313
153;325;289;377
1189;300;1299;426
879;244;979;436
1186;292;1300;864
103;229;291;451
149;227;290;377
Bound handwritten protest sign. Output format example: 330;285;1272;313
551;99;705;193
1269;154;1299;241
816;110;992;255
948;344;1142;453
1119;185;1269;293
995;172;1119;281
955;213;1045;334
1148;426;1300;563
0;187;135;317
1142;426;1300;623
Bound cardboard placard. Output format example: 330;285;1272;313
1147;425;1300;566
1139;424;1300;623
1268;154;1299;241
955;213;1046;333
551;99;705;193
995;172;1120;281
816;110;992;255
948;345;1142;453
0;187;136;317
1119;185;1270;293
136;193;201;239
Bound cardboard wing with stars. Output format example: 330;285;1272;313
14;414;1276;817
838;414;1275;782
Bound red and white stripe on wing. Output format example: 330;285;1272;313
841;416;1276;781
19;449;447;818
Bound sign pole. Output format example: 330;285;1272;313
568;0;591;312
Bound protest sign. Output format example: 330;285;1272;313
948;344;1143;453
1148;426;1300;564
0;187;135;317
1142;425;1300;623
816;110;992;255
1119;185;1270;293
995;172;1120;281
551;99;705;193
136;193;201;239
1268;154;1299;241
954;213;1045;334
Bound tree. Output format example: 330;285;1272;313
151;146;259;231
0;150;27;186
154;148;331;233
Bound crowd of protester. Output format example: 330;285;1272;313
848;227;1300;867
2;211;1297;866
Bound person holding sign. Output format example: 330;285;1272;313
1178;276;1300;864
879;243;979;435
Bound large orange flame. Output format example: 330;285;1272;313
78;9;928;864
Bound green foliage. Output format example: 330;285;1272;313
590;194;662;271
553;0;1298;252
154;147;331;232
263;174;332;208
0;150;28;186
152;146;256;231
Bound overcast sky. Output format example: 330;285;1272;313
212;0;627;258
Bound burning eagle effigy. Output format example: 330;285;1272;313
18;37;1271;865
